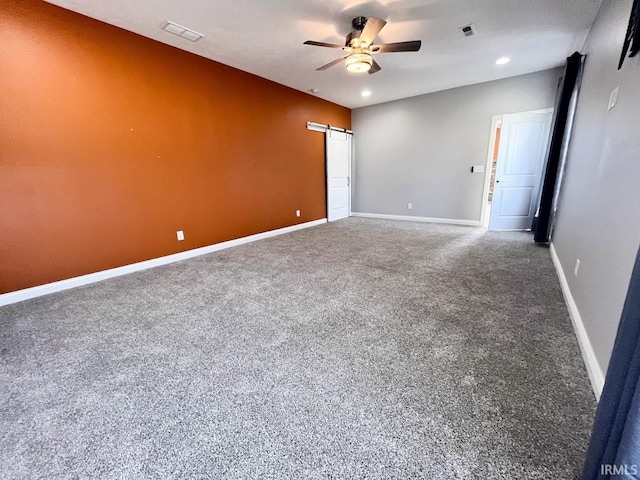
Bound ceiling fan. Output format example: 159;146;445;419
304;16;422;74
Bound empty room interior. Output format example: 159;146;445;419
2;0;640;478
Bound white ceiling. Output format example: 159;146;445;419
43;0;603;109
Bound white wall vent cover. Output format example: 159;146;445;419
162;21;203;42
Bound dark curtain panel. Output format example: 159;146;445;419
531;76;563;233
533;52;585;243
582;246;640;479
619;0;640;69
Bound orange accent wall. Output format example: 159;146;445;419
0;1;351;294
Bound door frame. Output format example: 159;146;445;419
480;108;554;228
308;123;353;222
325;128;353;222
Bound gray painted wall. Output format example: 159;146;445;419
552;0;640;374
352;69;562;220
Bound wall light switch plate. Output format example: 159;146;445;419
471;165;485;173
407;203;413;210
176;230;185;241
609;86;619;110
296;210;301;217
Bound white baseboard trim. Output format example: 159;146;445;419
0;219;327;307
351;212;481;227
549;242;605;400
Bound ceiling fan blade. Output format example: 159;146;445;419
360;17;387;46
369;59;382;74
317;56;347;71
374;40;422;53
304;40;345;49
373;40;422;53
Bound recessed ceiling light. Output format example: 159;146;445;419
496;57;511;65
361;90;372;97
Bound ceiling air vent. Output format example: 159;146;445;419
162;21;203;42
459;23;477;37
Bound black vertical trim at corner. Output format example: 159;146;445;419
534;52;584;243
619;0;640;68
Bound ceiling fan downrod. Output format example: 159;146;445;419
352;16;368;31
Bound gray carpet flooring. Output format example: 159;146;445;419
0;218;596;479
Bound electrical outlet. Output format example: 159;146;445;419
176;230;185;241
296;210;301;217
407;203;413;210
574;259;580;277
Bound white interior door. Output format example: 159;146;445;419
489;111;552;231
326;129;352;222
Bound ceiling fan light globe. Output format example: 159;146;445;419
345;53;373;73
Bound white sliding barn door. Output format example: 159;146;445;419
326;129;352;222
490;111;552;231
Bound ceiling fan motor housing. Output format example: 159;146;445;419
345;30;361;46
